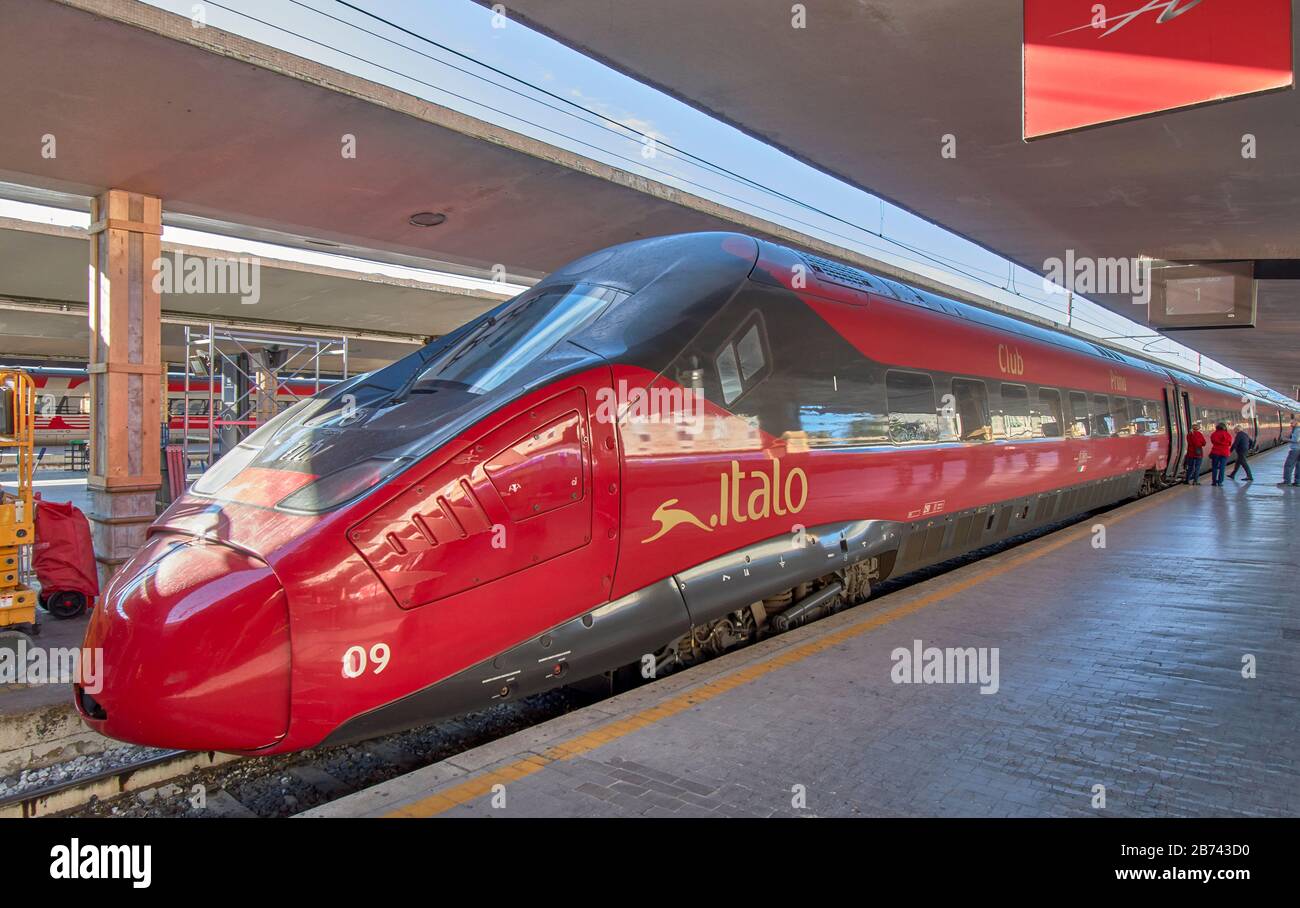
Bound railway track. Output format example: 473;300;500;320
27;686;597;818
0;750;230;818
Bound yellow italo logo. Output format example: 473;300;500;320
642;459;808;543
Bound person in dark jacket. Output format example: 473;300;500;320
1209;422;1233;487
1227;424;1254;482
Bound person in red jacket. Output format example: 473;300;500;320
1209;422;1234;487
1184;423;1206;485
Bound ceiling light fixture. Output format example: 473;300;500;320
408;211;447;227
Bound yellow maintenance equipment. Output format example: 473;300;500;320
0;369;37;630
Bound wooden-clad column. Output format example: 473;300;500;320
87;190;163;586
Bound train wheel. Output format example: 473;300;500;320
43;591;87;620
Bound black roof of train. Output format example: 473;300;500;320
757;239;1257;404
550;231;1288;409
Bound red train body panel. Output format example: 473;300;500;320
74;233;1296;754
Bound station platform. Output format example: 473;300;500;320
298;447;1295;816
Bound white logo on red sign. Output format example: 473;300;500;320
1054;0;1205;39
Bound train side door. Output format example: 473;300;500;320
1162;386;1184;482
1182;391;1199;476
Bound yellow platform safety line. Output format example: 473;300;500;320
387;485;1186;818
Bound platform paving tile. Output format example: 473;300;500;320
313;449;1300;818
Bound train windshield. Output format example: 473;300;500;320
406;283;626;397
183;282;627;517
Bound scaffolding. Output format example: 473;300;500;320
180;325;348;480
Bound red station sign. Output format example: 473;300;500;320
1024;0;1294;139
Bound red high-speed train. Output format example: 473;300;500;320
76;233;1294;754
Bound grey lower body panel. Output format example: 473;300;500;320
320;577;691;747
890;470;1145;577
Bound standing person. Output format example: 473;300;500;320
1227;423;1254;482
1282;418;1300;487
1184;423;1206;485
1209;421;1233;487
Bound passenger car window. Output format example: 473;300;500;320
1151;400;1166;434
798;401;890;447
886;370;939;444
1113;398;1131;435
1130;400;1152;435
1035;388;1064;438
1092;395;1113;437
795;352;888;449
946;378;991;442
1068;392;1090;438
999;383;1033;440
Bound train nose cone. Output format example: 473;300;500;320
76;532;291;752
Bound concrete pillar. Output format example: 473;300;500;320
87;190;163;586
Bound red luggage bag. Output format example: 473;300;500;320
32;494;99;619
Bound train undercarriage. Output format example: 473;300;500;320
648;465;1175;682
651;560;875;676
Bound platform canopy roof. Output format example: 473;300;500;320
0;0;785;373
489;0;1300;399
0;214;517;373
0;0;881;283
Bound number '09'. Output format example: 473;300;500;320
342;643;391;678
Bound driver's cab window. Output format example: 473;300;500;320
713;315;771;406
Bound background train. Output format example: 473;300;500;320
76;232;1297;755
19;365;328;446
